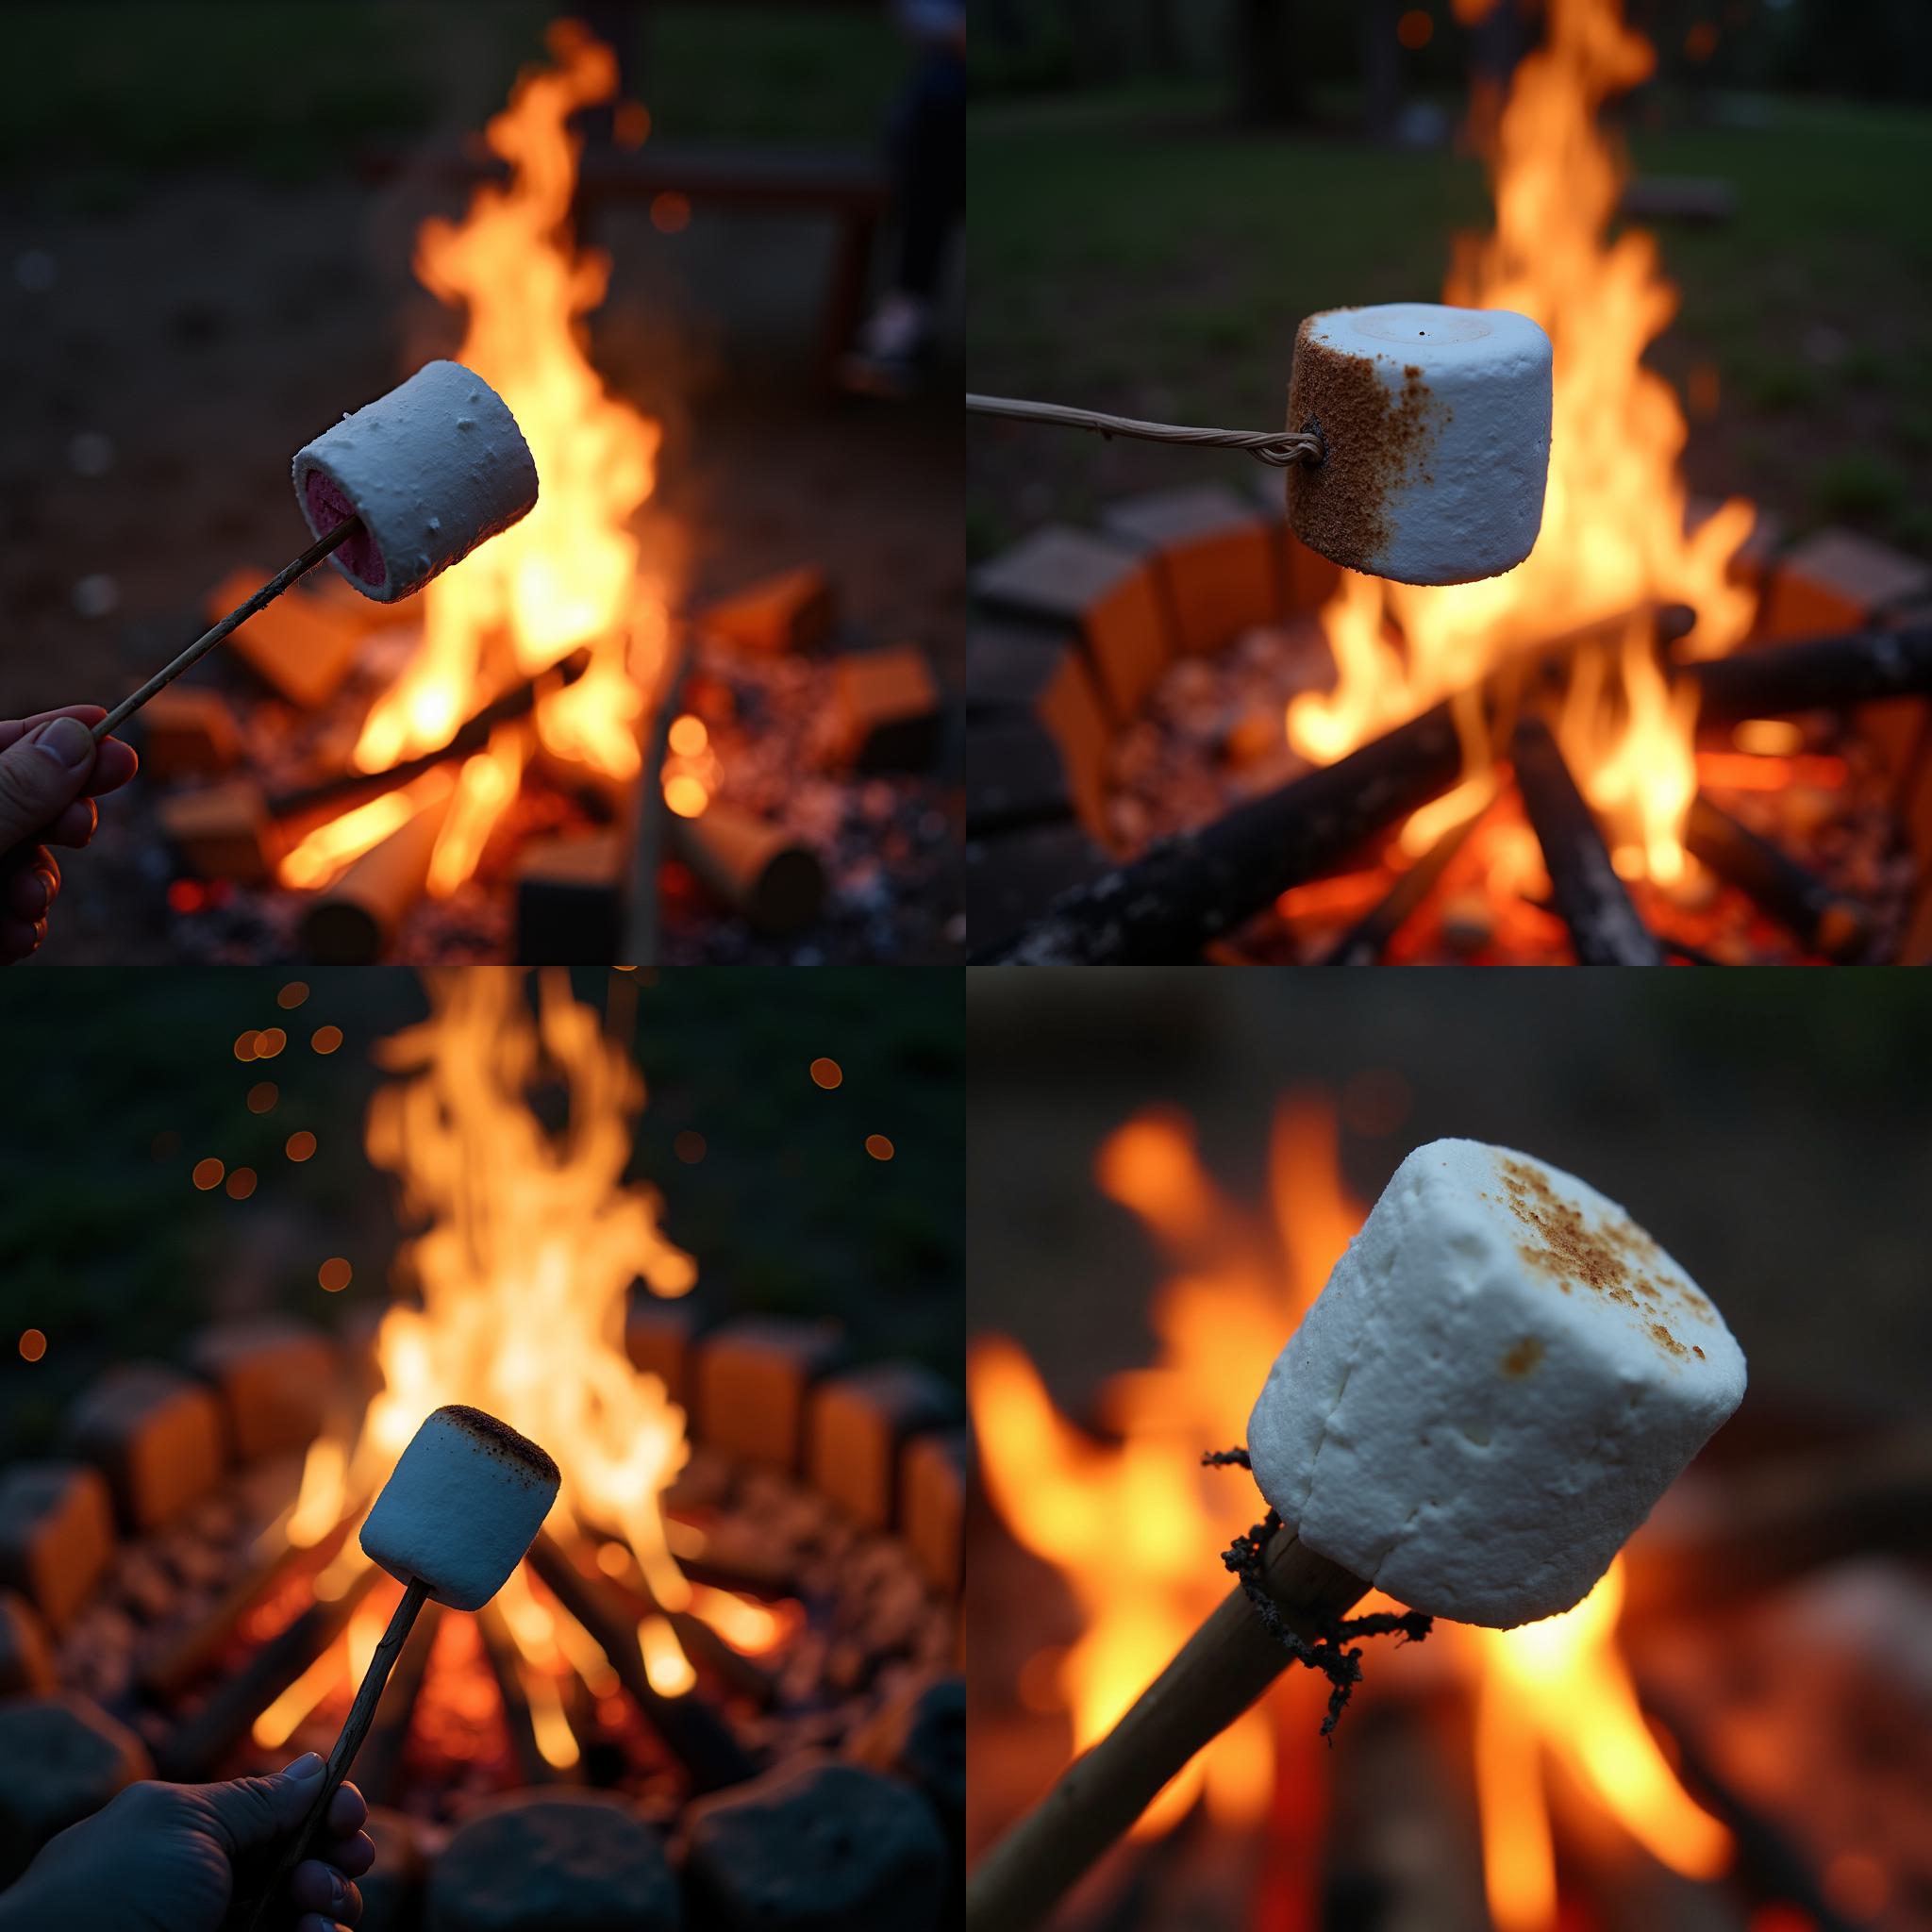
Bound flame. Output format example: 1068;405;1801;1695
344;21;668;890
282;969;710;1734
971;1095;1731;1922
1292;0;1757;884
1471;1559;1731;1930
276;768;456;892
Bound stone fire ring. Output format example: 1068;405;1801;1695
0;1310;966;1931
964;477;1931;957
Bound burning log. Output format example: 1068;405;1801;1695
156;1563;381;1779
139;1533;329;1706
270;647;591;821
1683;625;1932;724
1317;791;1491;964
526;1534;758;1793
670;800;826;936
1510;717;1664;965
978;700;1466;964
475;1603;561;1788
297;787;456;964
1683;794;1872;960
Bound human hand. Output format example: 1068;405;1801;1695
0;706;139;962
0;1755;373;1932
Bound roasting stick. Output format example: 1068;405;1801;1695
966;1527;1366;1932
969;1139;1750;1932
235;1405;559;1932
92;521;358;742
237;1574;428;1932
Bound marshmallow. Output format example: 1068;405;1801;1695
291;360;539;605
359;1405;560;1610
1286;304;1551;587
1247;1140;1744;1628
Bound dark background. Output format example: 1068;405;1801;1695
968;0;1932;568
0;965;963;1461
968;968;1932;1430
0;1;962;958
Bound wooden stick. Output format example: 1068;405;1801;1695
965;1526;1367;1932
1511;715;1664;965
94;521;358;741
1316;785;1494;964
238;1575;428;1932
1681;624;1932;724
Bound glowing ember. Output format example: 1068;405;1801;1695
1290;0;1758;886
287;22;672;899
971;1097;1731;1924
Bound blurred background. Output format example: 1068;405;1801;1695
2;3;964;963
968;0;1932;560
968;969;1932;1931
1;964;962;1460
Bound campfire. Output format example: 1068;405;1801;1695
1;971;961;1923
966;1095;1930;1930
969;0;1932;965
147;23;951;966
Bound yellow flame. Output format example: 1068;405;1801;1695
427;729;528;898
277;769;455;892
640;1614;696;1697
352;21;668;888
1294;0;1756;883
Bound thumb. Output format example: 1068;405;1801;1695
0;716;96;846
198;1753;327;1855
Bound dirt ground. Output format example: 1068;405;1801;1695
1;148;962;962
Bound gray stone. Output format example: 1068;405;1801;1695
683;1759;947;1931
428;1790;681;1932
0;1694;154;1885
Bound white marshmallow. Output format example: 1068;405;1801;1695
360;1405;560;1610
1286;304;1551;586
291;360;539;605
1247;1140;1744;1628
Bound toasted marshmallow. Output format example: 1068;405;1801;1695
291;360;538;604
1248;1140;1745;1628
360;1405;560;1610
1286;304;1551;586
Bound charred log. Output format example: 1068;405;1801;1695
1684;793;1872;960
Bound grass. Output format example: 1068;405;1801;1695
0;1;903;187
0;969;961;1461
969;86;1932;562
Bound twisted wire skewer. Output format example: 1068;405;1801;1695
967;394;1324;470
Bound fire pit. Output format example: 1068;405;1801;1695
966;3;1932;965
0;970;964;1928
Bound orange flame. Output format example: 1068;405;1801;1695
351;22;669;890
283;970;706;1728
971;1096;1731;1923
1291;0;1757;884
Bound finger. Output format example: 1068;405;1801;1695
290;1859;361;1924
325;1781;367;1837
86;737;139;794
8;866;53;921
41;797;97;849
0;706;108;754
0;717;97;853
322;1828;375;1879
0;917;43;961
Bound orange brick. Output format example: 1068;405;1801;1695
900;1429;966;1595
697;566;835;654
158;779;276;884
625;1298;701;1407
973;526;1172;720
692;1319;843;1470
833;646;943;770
204;568;362;708
0;1464;115;1633
1105;484;1281;654
1757;529;1932;641
966;622;1108;836
807;1365;958;1531
62;1364;225;1532
0;1593;54;1699
138;687;241;779
186;1318;339;1462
